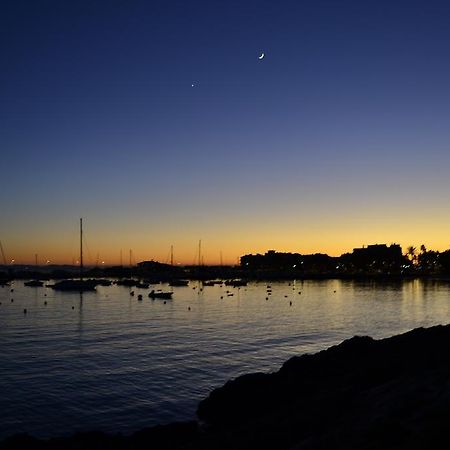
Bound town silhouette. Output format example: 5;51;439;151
2;243;449;286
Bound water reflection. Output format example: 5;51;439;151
77;291;84;337
1;278;450;439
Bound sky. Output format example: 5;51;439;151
2;0;450;265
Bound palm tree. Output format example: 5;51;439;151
420;244;427;254
407;246;417;264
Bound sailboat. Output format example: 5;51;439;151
24;254;45;287
51;218;97;292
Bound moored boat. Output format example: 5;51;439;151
24;280;44;287
116;279;138;287
50;218;97;292
52;279;97;291
203;280;222;286
148;290;173;299
225;279;247;287
169;279;189;287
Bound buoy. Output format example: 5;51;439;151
284;295;288;298
188;306;191;311
11;299;14;303
289;301;292;306
44;293;47;297
220;296;223;299
138;294;143;301
266;297;268;300
72;306;75;310
130;291;135;296
44;301;47;305
10;289;14;293
23;308;27;314
163;301;167;304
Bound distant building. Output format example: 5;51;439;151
241;244;407;275
240;250;336;273
341;244;405;272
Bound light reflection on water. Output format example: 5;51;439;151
0;278;449;438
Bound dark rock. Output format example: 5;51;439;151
131;421;199;449
197;325;450;449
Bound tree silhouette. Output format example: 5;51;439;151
407;246;417;264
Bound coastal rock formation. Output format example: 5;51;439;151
197;325;450;449
2;325;450;449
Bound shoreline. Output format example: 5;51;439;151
2;323;450;449
3;272;450;283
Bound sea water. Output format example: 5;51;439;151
1;279;449;438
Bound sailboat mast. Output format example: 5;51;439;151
170;245;174;266
80;218;83;280
0;241;7;266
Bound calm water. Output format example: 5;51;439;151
1;279;449;439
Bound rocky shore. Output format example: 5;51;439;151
2;324;450;449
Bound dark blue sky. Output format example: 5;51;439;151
2;0;450;263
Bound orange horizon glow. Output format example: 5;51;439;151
2;208;450;266
3;240;450;267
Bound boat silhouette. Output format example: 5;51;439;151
169;279;189;287
225;279;247;287
24;280;44;287
148;290;173;299
51;218;98;292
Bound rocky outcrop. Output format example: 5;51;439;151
197;325;450;449
2;325;450;449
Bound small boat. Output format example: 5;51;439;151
225;279;247;287
116;279;138;287
24;280;44;287
169;279;189;287
203;280;222;286
52;279;97;291
51;219;97;292
135;282;149;289
148;290;173;299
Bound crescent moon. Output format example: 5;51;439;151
258;53;265;60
